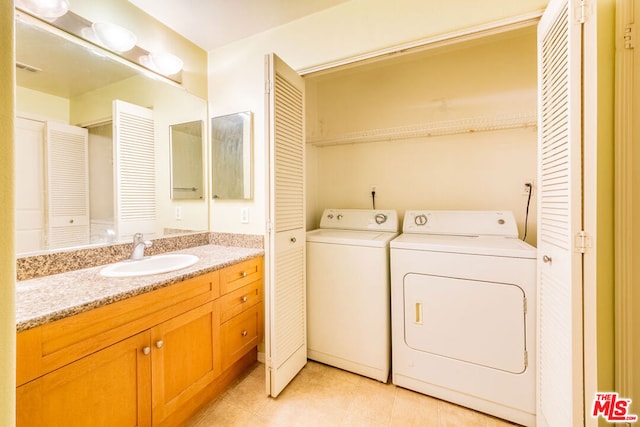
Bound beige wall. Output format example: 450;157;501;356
207;0;548;235
1;1;16;425
306;28;538;243
16;86;70;123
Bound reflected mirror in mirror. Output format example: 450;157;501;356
14;12;208;256
171;120;204;200
211;112;253;200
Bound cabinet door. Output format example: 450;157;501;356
17;332;152;427
151;301;221;424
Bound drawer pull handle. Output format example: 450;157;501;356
142;346;151;355
242;271;247;277
155;340;164;349
241;296;248;303
241;330;248;337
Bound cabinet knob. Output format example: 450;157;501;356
543;255;552;264
242;271;247;277
142;346;151;355
241;296;248;303
241;330;248;337
155;340;164;349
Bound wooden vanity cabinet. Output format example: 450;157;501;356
16;256;264;427
219;257;264;370
151;300;221;424
17;331;152;427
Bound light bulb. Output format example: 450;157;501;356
16;0;70;19
140;52;183;76
92;22;137;53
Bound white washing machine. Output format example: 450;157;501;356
307;208;398;382
391;210;536;426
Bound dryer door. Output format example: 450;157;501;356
404;273;526;374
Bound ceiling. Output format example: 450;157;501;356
127;0;350;51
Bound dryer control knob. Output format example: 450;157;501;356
374;213;387;224
415;214;428;226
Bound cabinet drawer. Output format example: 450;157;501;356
219;257;263;295
221;304;263;370
220;281;262;324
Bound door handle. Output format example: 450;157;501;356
415;302;423;324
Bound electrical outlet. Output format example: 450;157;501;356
175;206;182;220
240;207;249;224
522;181;533;196
370;184;377;194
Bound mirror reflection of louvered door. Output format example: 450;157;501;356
45;121;90;249
113;100;156;242
264;53;307;398
537;0;584;425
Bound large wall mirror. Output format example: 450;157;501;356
14;12;208;256
211;112;253;200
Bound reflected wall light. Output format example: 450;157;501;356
16;0;69;19
140;51;184;76
91;22;137;53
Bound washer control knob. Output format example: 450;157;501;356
415;214;428;226
327;214;334;219
374;213;387;224
498;219;505;225
337;214;343;220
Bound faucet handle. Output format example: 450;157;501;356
133;232;144;243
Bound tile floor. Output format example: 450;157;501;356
186;361;521;427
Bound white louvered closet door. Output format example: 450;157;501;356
113;100;156;242
45;121;90;249
537;0;584;425
264;53;306;398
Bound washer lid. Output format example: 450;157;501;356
390;233;536;258
307;228;398;247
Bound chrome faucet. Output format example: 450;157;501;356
130;233;152;260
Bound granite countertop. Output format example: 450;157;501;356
16;245;264;332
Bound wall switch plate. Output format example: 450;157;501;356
240;207;249;224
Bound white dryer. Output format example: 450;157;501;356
307;208;398;382
391;210;536;426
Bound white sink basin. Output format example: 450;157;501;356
100;254;199;278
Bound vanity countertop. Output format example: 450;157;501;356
16;245;264;332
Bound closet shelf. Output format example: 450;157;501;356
306;111;537;147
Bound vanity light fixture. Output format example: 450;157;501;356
90;22;137;53
140;51;184;76
16;0;69;19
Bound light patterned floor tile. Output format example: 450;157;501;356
186;361;525;427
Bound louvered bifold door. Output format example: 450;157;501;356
113;100;156;242
45;121;90;249
537;0;584;426
264;53;306;398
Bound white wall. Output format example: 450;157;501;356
207;0;548;236
306;27;538;244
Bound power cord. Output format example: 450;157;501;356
371;190;376;210
523;183;532;241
